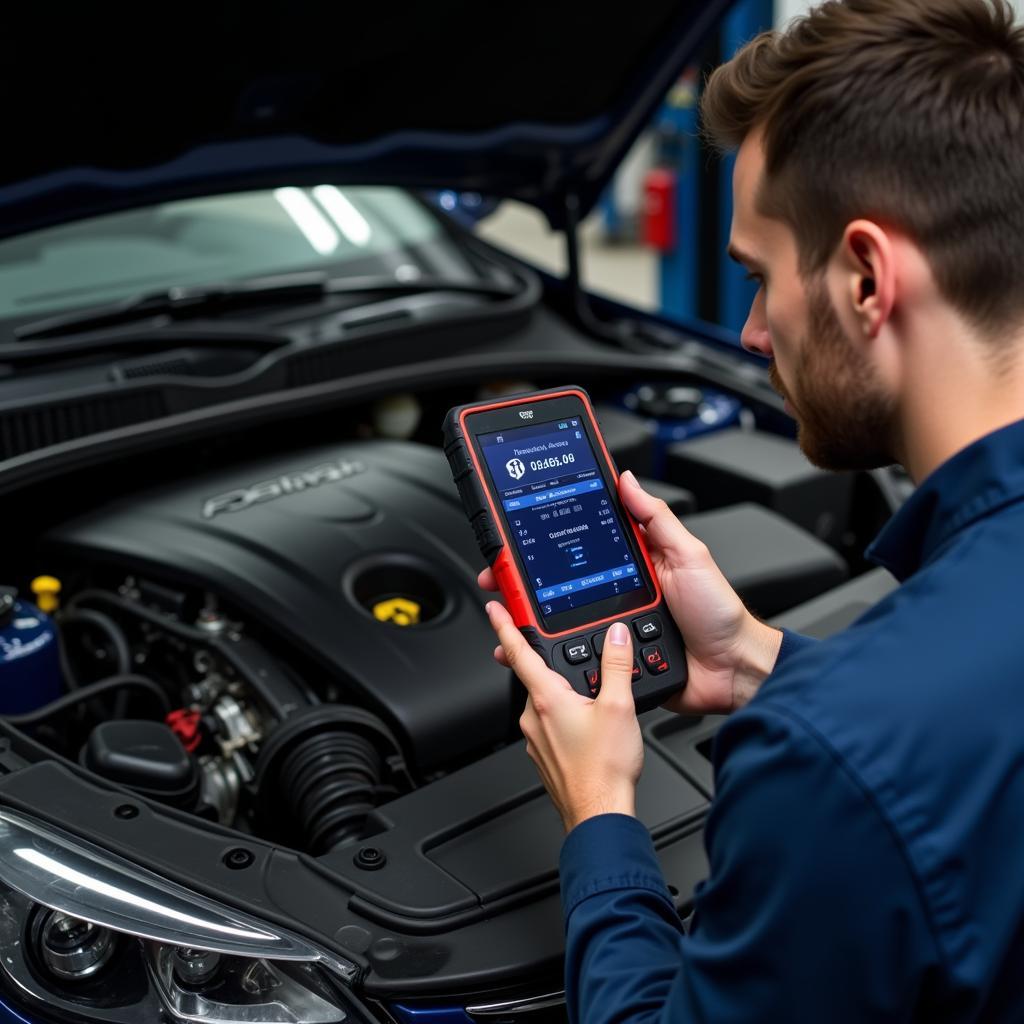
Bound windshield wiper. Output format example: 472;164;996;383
14;271;523;341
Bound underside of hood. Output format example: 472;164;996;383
2;0;732;238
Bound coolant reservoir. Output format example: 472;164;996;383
0;586;63;713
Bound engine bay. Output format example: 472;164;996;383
21;439;521;853
0;369;905;1013
8;385;896;847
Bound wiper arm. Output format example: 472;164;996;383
14;271;522;341
15;272;327;341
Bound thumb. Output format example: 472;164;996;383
619;470;706;568
597;621;634;706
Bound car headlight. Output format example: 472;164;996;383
36;909;117;980
0;809;373;1023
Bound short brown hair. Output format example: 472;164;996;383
701;0;1024;336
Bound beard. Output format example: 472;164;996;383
770;281;897;472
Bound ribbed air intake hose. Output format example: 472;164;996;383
280;728;382;851
255;706;409;854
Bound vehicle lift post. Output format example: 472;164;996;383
716;0;774;332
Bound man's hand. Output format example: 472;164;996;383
487;602;642;833
618;470;781;713
478;471;782;714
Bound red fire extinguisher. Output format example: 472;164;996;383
642;168;677;252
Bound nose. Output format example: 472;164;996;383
740;287;773;358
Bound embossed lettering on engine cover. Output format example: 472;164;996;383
201;460;366;518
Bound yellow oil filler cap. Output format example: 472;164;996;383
372;597;421;627
30;576;62;614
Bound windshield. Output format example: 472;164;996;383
0;186;475;322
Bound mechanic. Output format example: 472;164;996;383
480;0;1024;1019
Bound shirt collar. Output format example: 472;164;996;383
867;418;1024;581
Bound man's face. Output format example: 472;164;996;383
730;132;896;471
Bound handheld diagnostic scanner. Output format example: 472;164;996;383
444;386;687;710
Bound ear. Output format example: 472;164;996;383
836;220;896;339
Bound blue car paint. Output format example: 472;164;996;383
390;1005;472;1024
0;996;39;1024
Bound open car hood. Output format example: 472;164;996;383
1;0;731;239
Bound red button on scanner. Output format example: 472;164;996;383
641;644;669;675
642;644;664;666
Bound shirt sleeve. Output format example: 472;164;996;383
559;705;940;1024
773;627;817;670
560;814;687;1023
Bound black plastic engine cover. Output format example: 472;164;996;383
44;441;512;769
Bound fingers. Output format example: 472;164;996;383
598;621;635;710
485;601;570;700
619;470;708;566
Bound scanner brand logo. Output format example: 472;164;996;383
202;459;366;518
518;410;534;420
505;458;526;481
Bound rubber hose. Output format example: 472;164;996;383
279;729;383;852
6;674;172;726
57;609;132;676
68;590;305;720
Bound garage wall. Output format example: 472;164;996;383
775;0;1024;26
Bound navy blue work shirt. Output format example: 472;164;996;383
560;419;1024;1022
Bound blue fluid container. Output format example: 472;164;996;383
0;592;63;714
